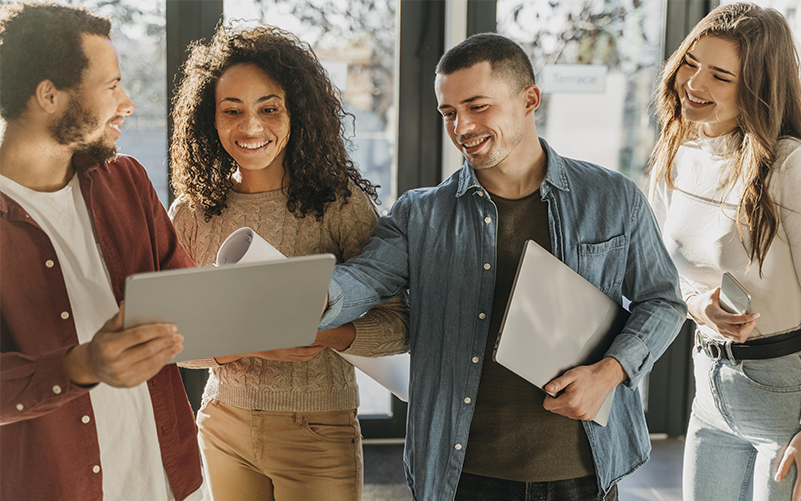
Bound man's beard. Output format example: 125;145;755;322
50;94;119;162
461;125;525;172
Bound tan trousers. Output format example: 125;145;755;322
197;399;363;501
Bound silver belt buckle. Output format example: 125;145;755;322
695;331;733;361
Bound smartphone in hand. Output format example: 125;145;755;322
719;272;751;315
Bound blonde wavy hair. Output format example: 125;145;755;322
650;2;801;275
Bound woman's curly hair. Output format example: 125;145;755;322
170;24;379;221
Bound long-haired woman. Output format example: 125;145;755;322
649;3;801;500
169;24;407;501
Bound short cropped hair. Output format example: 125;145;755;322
0;2;111;121
435;33;536;93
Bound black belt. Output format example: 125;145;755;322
695;328;801;362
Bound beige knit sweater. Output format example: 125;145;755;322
169;186;408;412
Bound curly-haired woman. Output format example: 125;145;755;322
169;24;408;501
649;4;801;500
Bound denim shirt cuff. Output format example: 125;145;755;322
605;332;653;389
319;280;344;331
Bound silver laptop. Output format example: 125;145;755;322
493;240;629;426
123;254;335;363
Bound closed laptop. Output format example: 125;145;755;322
494;240;629;426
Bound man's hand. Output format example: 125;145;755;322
687;288;759;343
775;431;801;501
63;307;183;388
542;357;627;421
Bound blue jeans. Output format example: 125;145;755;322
454;472;617;501
683;346;801;501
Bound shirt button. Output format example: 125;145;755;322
472;357;479;363
16;403;23;411
484;217;491;224
60;311;70;320
92;465;101;474
477;191;484;197
52;385;62;395
478;313;486;320
82;415;91;424
464;397;472;404
45;260;55;268
483;263;491;270
454;443;463;451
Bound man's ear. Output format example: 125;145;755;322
523;84;541;116
34;80;62;115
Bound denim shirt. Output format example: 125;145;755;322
321;138;686;501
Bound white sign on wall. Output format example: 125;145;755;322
539;64;607;94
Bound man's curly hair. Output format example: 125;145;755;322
170;24;379;220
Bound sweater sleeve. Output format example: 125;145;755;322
168;197;199;264
329;188;410;357
168;198;221;369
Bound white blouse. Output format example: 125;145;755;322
650;134;801;340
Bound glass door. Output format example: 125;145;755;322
496;0;667;186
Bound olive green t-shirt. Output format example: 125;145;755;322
460;189;595;482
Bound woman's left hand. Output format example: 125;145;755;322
687;288;759;343
775;431;801;501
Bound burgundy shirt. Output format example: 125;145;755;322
0;155;202;500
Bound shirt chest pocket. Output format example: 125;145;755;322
577;234;627;294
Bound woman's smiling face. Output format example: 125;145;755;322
675;35;741;137
214;63;291;175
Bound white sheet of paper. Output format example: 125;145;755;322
217;227;410;401
336;352;410;402
217;227;285;265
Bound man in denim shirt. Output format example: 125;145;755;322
321;33;686;501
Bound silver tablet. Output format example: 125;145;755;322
123;254;335;363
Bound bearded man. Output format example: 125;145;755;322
0;3;205;500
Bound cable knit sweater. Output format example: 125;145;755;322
169;186;408;412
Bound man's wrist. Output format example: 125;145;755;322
598;356;627;389
316;323;357;351
214;354;244;364
63;344;100;386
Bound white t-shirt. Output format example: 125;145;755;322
650;134;801;341
0;173;200;500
